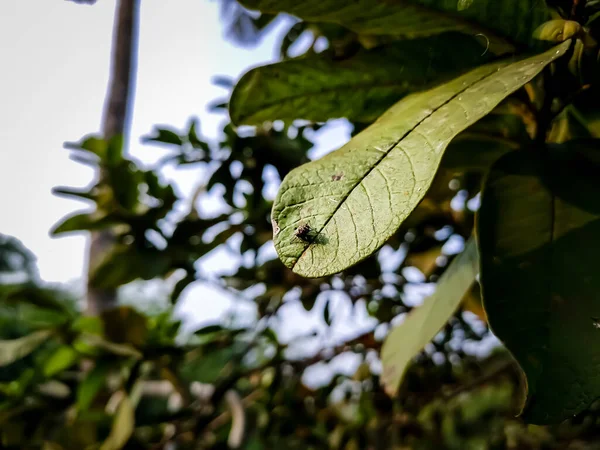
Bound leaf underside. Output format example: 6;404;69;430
272;41;570;278
230;33;489;125
478;148;600;424
381;237;479;396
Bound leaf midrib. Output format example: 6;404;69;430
291;66;505;270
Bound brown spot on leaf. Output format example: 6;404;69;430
271;219;280;236
331;173;344;181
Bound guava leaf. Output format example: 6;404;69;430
478;147;600;424
230;33;488;125
272;42;570;278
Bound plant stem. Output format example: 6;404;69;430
87;0;140;315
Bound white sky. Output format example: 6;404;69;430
0;0;282;283
0;0;367;342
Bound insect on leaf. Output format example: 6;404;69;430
271;41;571;278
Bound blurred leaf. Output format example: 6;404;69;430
180;347;236;384
170;271;196;304
479;148;600;424
52;186;96;202
194;324;226;336
0;234;39;280
213;75;234;88
100;395;134;450
51;211;121;236
230;33;488;125
187;119;210;151
16;303;70;329
90;246;172;289
64;136;107;159
272;43;569;277
101;306;148;348
381;237;478;396
43;346;79;377
1;285;74;315
78;333;143;359
0;329;53;367
77;361;110;411
405;246;442;277
143;127;183;146
106;161;143;211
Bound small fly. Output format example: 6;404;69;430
294;223;313;243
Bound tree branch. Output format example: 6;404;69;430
87;0;140;315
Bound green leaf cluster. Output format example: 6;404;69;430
228;0;600;424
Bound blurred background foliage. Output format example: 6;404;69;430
4;1;600;449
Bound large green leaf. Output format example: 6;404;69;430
478;147;600;424
381;237;478;395
230;33;488;125
0;329;54;367
240;0;550;51
272;42;570;278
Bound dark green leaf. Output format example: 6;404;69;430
107;161;143;212
272;42;570;278
478;147;600;424
52;187;96;202
240;0;551;51
187;119;210;151
0;329;54;367
230;33;489;125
